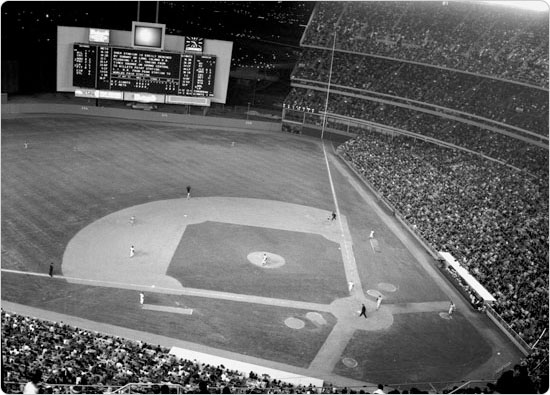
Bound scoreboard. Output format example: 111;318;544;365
73;43;216;97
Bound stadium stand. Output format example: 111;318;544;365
3;310;543;394
2;1;548;393
283;1;549;392
301;2;549;88
292;48;548;135
284;87;548;176
1;311;325;394
338;130;548;393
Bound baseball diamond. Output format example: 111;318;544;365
1;115;521;389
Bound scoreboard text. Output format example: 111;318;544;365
73;43;216;97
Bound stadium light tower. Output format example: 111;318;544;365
136;1;160;22
321;29;337;140
156;1;160;23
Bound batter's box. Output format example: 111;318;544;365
370;238;382;252
142;304;193;315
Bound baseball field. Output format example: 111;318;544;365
1;115;522;389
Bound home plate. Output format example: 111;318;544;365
370;238;381;252
142;304;193;315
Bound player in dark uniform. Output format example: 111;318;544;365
359;304;367;318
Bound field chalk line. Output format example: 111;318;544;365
321;141;362;296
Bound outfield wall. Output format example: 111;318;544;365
1;103;281;133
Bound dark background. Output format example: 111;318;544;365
1;1;315;107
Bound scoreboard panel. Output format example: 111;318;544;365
73;43;216;97
179;54;194;95
97;45;111;90
192;55;216;97
109;47;181;94
73;44;97;88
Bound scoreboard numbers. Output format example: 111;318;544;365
97;45;111;90
110;48;181;94
192;55;216;96
73;44;97;88
73;43;216;97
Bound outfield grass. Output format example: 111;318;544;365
1;116;332;275
333;312;492;384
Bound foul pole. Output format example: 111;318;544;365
321;30;337;140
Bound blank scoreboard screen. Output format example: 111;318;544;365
73;43;216;97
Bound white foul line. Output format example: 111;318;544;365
0;268;331;312
321;141;362;295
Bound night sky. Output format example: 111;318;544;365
1;1;314;94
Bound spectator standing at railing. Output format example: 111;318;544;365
23;370;42;394
513;363;536;394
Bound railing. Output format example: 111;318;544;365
449;380;497;393
113;382;186;394
485;304;532;356
281;108;539;178
2;382;122;394
289;81;548;145
113;382;326;394
385;379;497;394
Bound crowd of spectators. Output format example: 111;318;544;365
284;3;550;390
4;311;545;394
292;48;548;135
1;311;331;394
301;2;548;88
283;87;549;176
338;130;548;392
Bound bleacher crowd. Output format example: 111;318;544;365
284;87;549;176
338;130;548;393
1;310;326;394
287;6;549;376
2;310;546;394
286;3;549;390
292;48;548;135
301;2;548;88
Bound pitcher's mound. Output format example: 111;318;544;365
247;252;286;269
